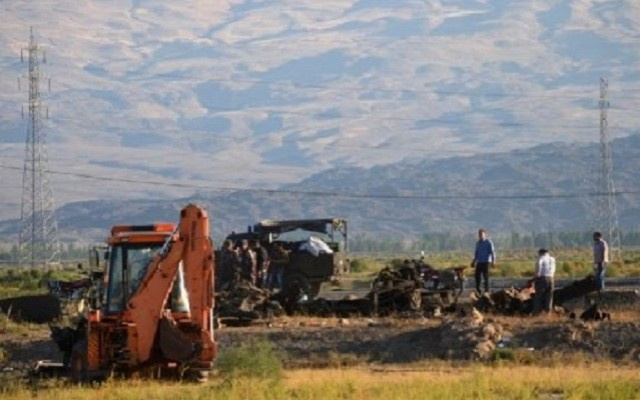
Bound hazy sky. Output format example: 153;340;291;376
1;0;639;220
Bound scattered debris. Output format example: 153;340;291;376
474;275;600;316
554;275;599;307
578;304;611;321
46;278;92;301
286;264;464;318
215;281;284;325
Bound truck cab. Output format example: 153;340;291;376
224;218;348;298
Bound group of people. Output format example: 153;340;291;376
217;239;290;291
471;228;609;314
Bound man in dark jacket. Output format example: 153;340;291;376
239;239;257;285
471;228;496;295
251;240;270;289
217;239;239;290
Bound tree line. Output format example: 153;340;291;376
349;230;640;253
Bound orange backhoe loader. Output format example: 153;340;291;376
66;204;217;381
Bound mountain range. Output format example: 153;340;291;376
1;134;638;243
1;0;640;223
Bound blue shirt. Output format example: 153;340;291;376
474;239;495;263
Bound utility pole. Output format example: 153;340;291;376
18;27;60;268
597;77;622;261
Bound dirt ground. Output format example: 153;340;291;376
218;312;640;368
1;290;639;374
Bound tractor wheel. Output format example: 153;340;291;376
185;361;212;383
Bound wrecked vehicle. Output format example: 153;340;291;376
473;275;600;315
287;263;466;317
223;218;349;298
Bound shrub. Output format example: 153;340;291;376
491;348;538;365
561;262;572;276
498;263;516;277
216;340;282;381
349;259;368;273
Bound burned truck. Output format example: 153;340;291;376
224;218;349;298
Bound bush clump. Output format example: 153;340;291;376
349;259;368;273
216;340;283;381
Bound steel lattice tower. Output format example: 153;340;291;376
18;28;60;268
597;77;622;260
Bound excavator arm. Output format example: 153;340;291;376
124;204;214;364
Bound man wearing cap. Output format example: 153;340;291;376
533;248;556;314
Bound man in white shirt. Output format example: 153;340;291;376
533;248;556;314
592;231;609;292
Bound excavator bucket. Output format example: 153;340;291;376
157;316;199;363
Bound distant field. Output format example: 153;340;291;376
0;365;638;400
2;248;639;300
346;248;640;280
0;267;85;299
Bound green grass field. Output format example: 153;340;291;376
347;248;640;279
0;266;86;299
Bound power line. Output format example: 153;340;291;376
49;108;603;131
0;163;638;201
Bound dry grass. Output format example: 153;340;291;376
284;365;640;399
0;313;47;338
0;364;639;400
269;315;439;329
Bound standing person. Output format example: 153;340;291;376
533;248;556;314
217;240;238;290
593;231;609;292
239;239;257;285
471;228;495;295
251;240;270;289
268;243;289;290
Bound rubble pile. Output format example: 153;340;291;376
473;275;601;316
215;281;283;323
438;308;507;360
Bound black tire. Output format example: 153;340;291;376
184;361;212;383
283;273;312;298
185;368;209;383
309;282;322;298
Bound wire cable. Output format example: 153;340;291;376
0;163;637;201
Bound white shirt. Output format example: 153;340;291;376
535;253;556;278
593;239;609;263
